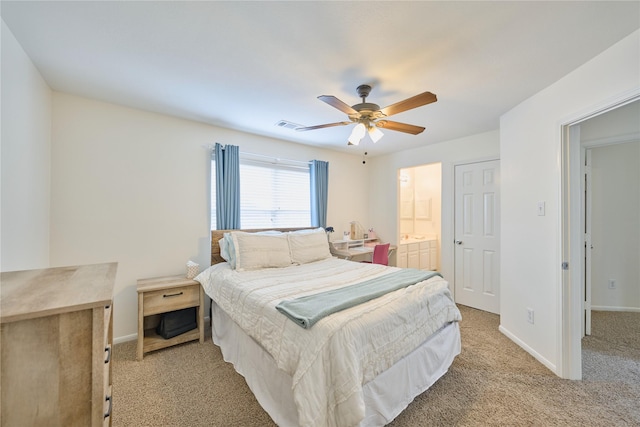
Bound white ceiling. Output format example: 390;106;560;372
2;1;639;156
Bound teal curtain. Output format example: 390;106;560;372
214;143;240;229
310;160;329;228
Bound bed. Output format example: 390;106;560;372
195;227;461;427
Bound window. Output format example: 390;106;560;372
211;156;311;230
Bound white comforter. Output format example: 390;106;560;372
196;258;461;427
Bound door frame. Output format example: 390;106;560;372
560;89;639;379
451;156;500;304
584;147;592;337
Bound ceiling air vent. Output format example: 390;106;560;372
275;120;303;130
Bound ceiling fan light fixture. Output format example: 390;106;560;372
368;125;383;143
348;123;366;145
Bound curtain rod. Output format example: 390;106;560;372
204;143;312;166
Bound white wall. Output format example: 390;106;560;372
1;20;52;272
590;141;640;311
500;30;640;374
368;130;500;283
50;93;370;340
580;100;640;142
399;168;416;236
413;163;442;241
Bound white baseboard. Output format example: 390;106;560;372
113;316;211;345
591;306;640;312
114;333;137;344
498;324;557;374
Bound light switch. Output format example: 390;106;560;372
537;201;545;216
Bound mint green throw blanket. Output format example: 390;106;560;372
276;269;442;329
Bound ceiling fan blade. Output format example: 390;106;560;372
376;120;425;135
379;91;437;117
318;95;359;115
296;121;352;132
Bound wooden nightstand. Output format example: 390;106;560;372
137;275;204;360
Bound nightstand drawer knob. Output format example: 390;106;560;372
163;291;184;298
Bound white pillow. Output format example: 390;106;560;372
219;230;283;269
219;234;230;261
231;232;292;271
218;233;235;268
288;228;331;264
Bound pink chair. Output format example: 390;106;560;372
363;243;390;266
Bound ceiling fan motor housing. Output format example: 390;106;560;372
356;84;372;98
352;85;384;122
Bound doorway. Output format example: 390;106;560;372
584;139;640;335
398;163;442;270
561;96;640;379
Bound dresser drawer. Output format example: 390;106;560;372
143;285;199;315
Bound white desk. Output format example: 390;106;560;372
329;239;396;261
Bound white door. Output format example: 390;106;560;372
454;160;501;314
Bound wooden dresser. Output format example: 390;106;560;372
0;262;116;427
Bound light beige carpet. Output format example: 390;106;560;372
112;306;639;426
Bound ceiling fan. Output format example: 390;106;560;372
296;84;437;145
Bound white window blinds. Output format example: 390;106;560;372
211;156;311;230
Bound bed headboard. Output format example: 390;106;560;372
210;227;317;265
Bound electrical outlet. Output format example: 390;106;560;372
527;308;534;324
608;279;616;289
